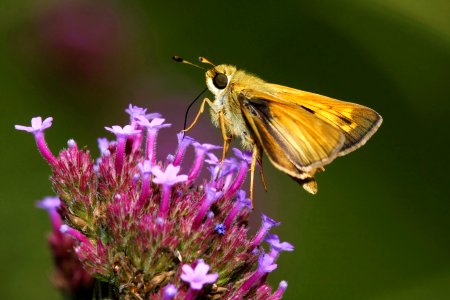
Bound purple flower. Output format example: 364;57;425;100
22;105;293;299
251;214;281;249
205;185;223;201
261;214;281;230
224;190;252;229
137;116;171;163
265;234;294;258
67;139;77;148
205;152;220;165
192;185;223;229
193;142;221;153
97;137;109;155
232;148;252;165
214;223;226;235
172;133;195;166
126;104;161;122
105;125;141;174
152;164;188;186
60;225;91;246
270;281;288;299
188;142;221;182
36;196;62;230
104;124;141;137
223;150;252;199
181;260;218;290
36;196;61;211
125;104;147;118
136;116;171;129
162;284;178;300
152;164;187;219
235;254;278;296
258;254;277;273
15;116;57;166
138;160;152;175
135;160;153;212
236;190;252;208
15;116;53;133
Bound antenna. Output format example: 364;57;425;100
172;56;204;70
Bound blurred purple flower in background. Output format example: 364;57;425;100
16;105;293;299
34;0;127;82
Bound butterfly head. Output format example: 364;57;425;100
205;64;237;97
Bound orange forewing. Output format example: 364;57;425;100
237;89;342;173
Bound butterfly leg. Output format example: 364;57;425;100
183;98;215;132
216;111;232;180
219;111;232;163
249;144;260;208
257;154;268;192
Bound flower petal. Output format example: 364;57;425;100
195;261;210;276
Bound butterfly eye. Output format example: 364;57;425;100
213;73;228;89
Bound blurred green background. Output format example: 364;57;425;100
1;0;449;299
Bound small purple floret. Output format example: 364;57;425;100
180;260;218;290
271;280;288;299
138;160;152;175
232;148;252;165
224;190;251;229
251;214;281;249
16;116;57;166
105;125;141;137
265;234;294;258
163;284;178;300
67;139;77;148
126;104;161;122
15;116;53;133
152;164;188;186
172;133;195;166
136;116;171;129
214;223;226;235
258;253;277;273
97;137;109;155
36;196;61;210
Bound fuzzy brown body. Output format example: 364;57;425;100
207;66;266;150
203;63;382;194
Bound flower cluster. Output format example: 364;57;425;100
17;105;293;299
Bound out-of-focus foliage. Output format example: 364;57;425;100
1;0;449;299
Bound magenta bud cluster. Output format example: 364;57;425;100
17;105;293;299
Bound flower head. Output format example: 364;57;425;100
181;260;218;290
22;105;292;299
